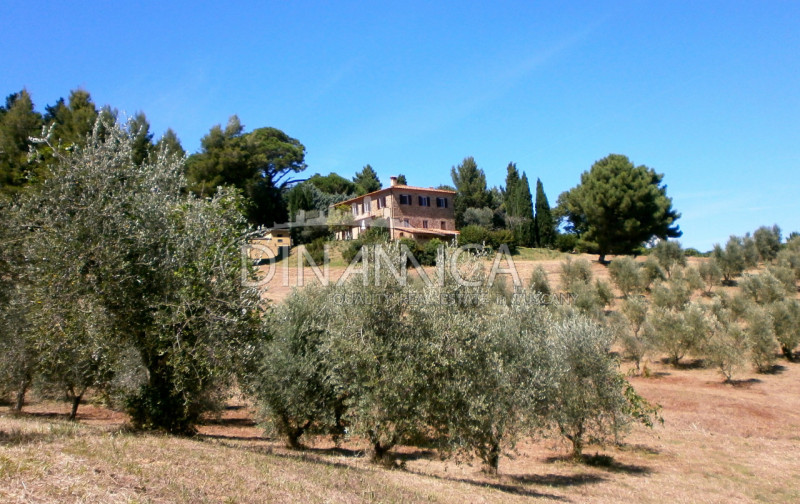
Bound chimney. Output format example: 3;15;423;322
390;176;398;187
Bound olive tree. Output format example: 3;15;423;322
17;119;261;433
250;285;345;448
547;316;660;459
608;256;644;298
702;301;748;382
646;303;708;366
652;240;686;278
770;299;800;361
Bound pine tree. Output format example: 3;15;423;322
353;164;381;194
451;157;490;227
0;89;43;193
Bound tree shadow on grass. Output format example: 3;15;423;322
510;472;605;487
661;358;708;370
759;364;787;375
200;416;257;427
544;453;653;475
402;467;570;501
214;438;569;500
726;378;762;388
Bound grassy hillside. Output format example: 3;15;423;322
3;355;800;503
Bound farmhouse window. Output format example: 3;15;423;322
400;194;412;205
418;196;431;207
436;197;448;208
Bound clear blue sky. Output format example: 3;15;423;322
3;1;798;251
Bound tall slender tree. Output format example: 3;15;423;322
534;178;556;248
504;162;520;215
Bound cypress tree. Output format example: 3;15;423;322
535;178;556;248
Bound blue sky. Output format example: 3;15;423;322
3;1;798;251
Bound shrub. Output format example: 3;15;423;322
529;265;552;296
251;285;345;448
652;240;686;278
770;299;800;361
640;256;666;290
608;257;644;298
487;229;517;254
554;232;579;253
559;257;593;289
746;306;778;373
419;238;444;266
753;225;781;263
704;303;750;382
547;316;661;459
698;260;723;295
619;297;650;372
712;237;746;284
646;303;708;366
458;224;490;247
738;271;789;305
303;237;329;266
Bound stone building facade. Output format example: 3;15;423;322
333;177;459;242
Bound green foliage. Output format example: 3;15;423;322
457;224;490;247
738;271;790;305
0;89;43;194
742;234;760;269
341;225;390;263
698;260;723;295
745;305;777;373
451;157;491;227
556;154;681;262
608;256;644;298
307;172;357;195
704;302;749;382
652;240;686;278
154;128;185;163
529;265;552;296
44;89;99;149
640;256;666;290
646;303;708;366
618;296;650;372
554;232;579;252
534;178;556;248
559;257;593;290
16;119;261;433
487;229;518;254
420;238;444;266
547;317;660;459
186;116;307;226
250;285;344;448
769;299;800;361
395;173;407;185
127;112;154;166
303;237;329;266
353;164;381;195
753;225;782;263
777;237;800;282
462;206;494;228
712;236;746;284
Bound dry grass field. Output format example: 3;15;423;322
2;357;799;503
3;251;799;503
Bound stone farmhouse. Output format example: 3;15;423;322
333;176;459;242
